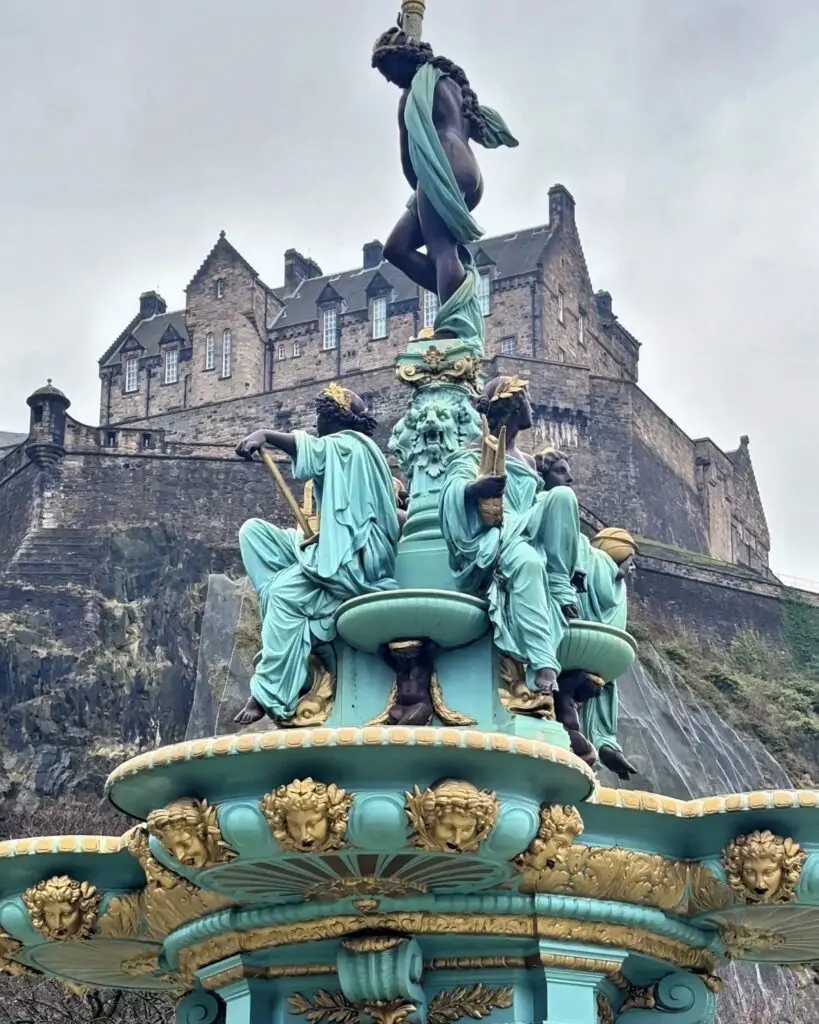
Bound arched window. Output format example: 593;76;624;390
222;329;232;377
277;343;285;361
293;340;301;358
205;332;215;370
216;279;225;299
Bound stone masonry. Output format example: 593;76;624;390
90;185;769;573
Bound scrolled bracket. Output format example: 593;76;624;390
618;970;715;1023
338;936;426;1022
176;989;226;1024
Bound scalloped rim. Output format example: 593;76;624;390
590;787;819;817
104;726;594;795
0;835;125;859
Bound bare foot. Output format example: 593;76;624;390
599;744;639;781
534;668;558;694
233;696;266;725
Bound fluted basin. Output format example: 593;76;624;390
557;620;637;679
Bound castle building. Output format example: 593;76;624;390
94;184;770;575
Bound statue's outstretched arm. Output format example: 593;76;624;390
235;429;297;461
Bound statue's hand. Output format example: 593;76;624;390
561;603;580;621
466;474;506;503
235;430;268;461
570;570;588;593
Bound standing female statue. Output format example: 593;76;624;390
233;384;400;725
373;26;517;345
439;377;581;695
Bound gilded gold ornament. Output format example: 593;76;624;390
396;355;481;390
261;777;353;853
146;798;236;869
498;656;555;720
0;932;32;978
722;829;806;904
428;983;513;1023
123;823;182;889
687;862;732;914
620;987;656;1012
322;381;352;410
597;993;615;1024
364;1000;417;1024
405;780;499;853
22;875;100;940
304;876;427;902
343;934;405;953
285;653;336;728
515;803;584;884
720;923;787;959
289;990;358;1024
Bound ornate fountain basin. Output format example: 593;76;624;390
557;620;637;680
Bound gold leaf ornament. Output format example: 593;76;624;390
428;983;513;1024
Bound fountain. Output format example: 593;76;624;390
2;5;819;1023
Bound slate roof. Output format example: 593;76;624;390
0;431;26;452
271;223;555;329
101;311;189;368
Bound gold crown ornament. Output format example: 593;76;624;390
490;376;529;403
322;381;352;411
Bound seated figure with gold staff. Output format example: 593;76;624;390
439;376;581;697
233;383;401;726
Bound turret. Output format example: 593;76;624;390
25;379;71;467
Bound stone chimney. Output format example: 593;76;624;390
363;240;384;269
595;290;615;322
139;291;167;320
284;249;324;296
548;183;576;231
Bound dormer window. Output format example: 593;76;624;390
216;279;225;300
205;332;215;370
125;357;139;393
422;289;438;329
478;271;492;316
164;348;178;384
222;329;232;377
372;296;388;339
323;308;338;350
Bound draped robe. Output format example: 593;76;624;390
239;430;400;719
439;448;580;672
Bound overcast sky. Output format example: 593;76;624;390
1;1;817;582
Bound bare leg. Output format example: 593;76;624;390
384;203;437;294
417;189;464;305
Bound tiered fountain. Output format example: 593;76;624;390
3;5;819;1023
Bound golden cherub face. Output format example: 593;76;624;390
164;828;209;869
43;900;82;940
739;855;783;901
284;807;330;850
431;807;479;851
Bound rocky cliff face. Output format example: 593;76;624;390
0;525;240;815
2;530;819;1022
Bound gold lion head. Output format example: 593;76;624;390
23;875;100;940
722;830;806;904
405;779;499;853
146;798;235;870
261;778;353;854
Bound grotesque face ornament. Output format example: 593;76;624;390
23;876;101;941
146;797;235;871
405;779;499;854
722;830;806;904
261;778;353;854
